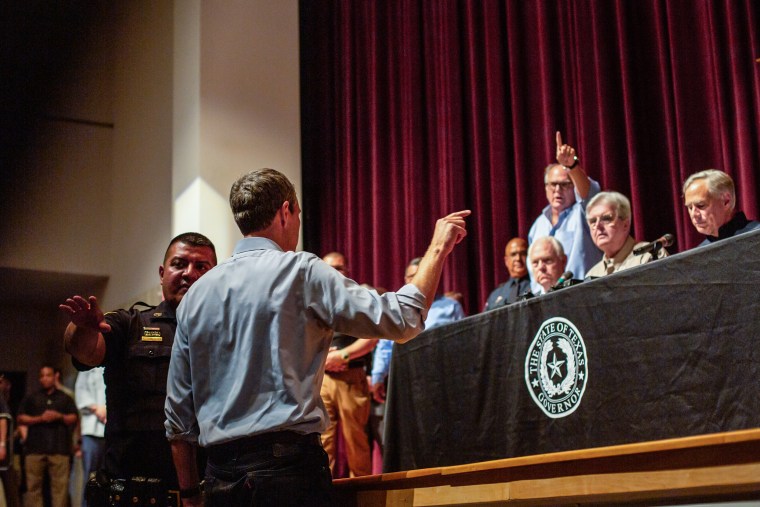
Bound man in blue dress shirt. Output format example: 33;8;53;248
164;168;470;506
528;132;602;291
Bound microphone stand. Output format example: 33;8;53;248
645;242;665;263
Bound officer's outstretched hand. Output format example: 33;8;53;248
59;295;112;334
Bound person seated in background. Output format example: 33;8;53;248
585;191;668;278
683;169;760;246
404;258;465;326
483;237;530;311
370;258;467;403
443;291;465;310
527;236;567;295
528;131;602;292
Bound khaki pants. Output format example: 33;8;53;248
23;454;70;507
320;368;371;477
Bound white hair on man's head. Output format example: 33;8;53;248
682;169;736;210
587;191;632;221
528;236;565;261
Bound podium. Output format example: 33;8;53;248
383;229;760;473
330;231;760;504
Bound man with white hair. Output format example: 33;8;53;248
585;191;668;278
528;236;567;295
683;169;760;246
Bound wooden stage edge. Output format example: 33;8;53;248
333;428;760;506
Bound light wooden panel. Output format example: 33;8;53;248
335;429;760;506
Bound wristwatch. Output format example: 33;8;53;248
340;350;350;361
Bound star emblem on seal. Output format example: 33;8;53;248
525;317;588;418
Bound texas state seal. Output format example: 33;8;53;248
525;316;588;418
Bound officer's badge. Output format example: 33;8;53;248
141;327;163;342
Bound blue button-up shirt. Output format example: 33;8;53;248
528;179;602;293
368;295;464;387
165;237;427;446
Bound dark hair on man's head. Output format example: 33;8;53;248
164;233;217;264
407;257;423;268
230;169;298;235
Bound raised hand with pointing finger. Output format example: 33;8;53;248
527;131;603;291
554;130;591;200
556;131;579;169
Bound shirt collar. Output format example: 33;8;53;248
707;211;750;242
541;203;573;224
602;236;636;271
508;275;529;286
233;236;284;255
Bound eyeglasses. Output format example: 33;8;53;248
587;213;617;227
546;181;574;190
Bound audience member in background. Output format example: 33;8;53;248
483;237;530;311
0;375;20;507
60;232;217;501
585;192;669;278
319;253;377;478
17;365;78;507
74;367;106;507
528;131;601;291
443;291;465;310
0;379;10;507
683;169;760;246
52;369;74;401
54;367;80;506
528;237;567;295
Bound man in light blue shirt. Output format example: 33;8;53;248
369;257;466;404
74;367;106;507
528;132;602;292
403;257;465;327
165;168;470;506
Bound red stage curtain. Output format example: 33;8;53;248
300;0;760;313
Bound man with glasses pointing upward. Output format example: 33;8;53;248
527;131;602;292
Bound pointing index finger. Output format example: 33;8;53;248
556;131;563;148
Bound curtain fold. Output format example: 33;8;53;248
300;0;760;313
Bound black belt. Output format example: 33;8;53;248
206;431;321;461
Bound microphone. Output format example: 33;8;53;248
550;271;575;292
632;233;675;255
556;271;573;285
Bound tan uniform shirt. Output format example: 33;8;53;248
586;236;668;278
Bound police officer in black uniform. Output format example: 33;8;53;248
61;233;217;504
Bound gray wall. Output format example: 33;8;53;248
0;0;301;395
